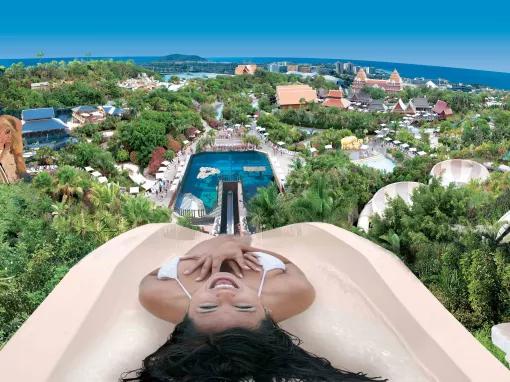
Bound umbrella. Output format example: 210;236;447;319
158;166;167;172
324;144;333;149
409;147;417;152
380;123;386;127
263;132;269;136
376;134;384;138
129;187;140;194
393;140;401;144
85;166;94;172
384;137;392;141
418;151;427;156
98;176;108;184
401;143;410;148
258;127;266;131
182;140;189;145
179;193;205;210
91;171;102;178
277;141;285;146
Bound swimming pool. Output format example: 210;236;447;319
353;154;396;173
175;151;275;213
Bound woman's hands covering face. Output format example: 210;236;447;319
180;235;262;281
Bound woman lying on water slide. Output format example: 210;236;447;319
123;235;385;382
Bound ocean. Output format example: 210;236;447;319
1;55;510;90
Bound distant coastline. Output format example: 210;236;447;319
1;55;510;90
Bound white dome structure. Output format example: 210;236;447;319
430;159;489;187
358;181;423;232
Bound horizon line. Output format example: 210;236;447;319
1;54;510;75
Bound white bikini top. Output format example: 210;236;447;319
157;252;286;300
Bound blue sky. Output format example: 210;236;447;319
1;0;509;72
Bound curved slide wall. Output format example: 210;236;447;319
358;182;423;232
430;159;489;187
0;223;509;381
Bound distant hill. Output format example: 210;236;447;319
161;54;207;62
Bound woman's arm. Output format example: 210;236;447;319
139;270;188;323
264;263;316;322
138;236;261;322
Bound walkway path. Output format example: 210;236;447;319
147;119;213;208
144;114;299;212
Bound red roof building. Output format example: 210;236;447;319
352;68;403;94
235;64;257;75
276;84;318;109
405;100;416;115
432;100;453;119
323;98;351;109
392;99;407;113
323;89;350;109
327;89;344;98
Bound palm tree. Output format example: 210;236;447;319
122;196;170;227
90;183;122;212
379;230;401;254
290;176;350;225
54;166;86;203
35;51;45;63
248;184;282;231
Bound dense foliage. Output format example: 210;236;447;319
368;179;510;364
0;168;170;345
274;106;398;137
249;152;386;230
0;60;158;111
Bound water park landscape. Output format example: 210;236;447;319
1;23;510;380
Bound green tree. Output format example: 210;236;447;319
362;86;386;100
248;184;285;231
464;248;501;323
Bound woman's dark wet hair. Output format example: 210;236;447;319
121;315;386;382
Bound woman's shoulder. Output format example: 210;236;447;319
138;271;188;323
262;264;315;322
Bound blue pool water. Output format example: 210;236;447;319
353;155;396;173
175;151;275;213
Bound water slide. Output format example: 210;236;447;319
430;159;490;187
219;181;240;234
0;223;508;381
226;190;234;234
358;182;423;232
